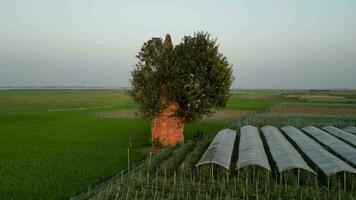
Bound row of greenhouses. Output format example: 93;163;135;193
196;126;356;177
77;125;356;200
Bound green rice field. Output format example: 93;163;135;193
0;89;355;199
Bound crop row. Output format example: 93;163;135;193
90;166;355;200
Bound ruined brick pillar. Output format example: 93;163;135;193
151;102;184;146
151;34;184;146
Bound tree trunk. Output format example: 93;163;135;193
151;102;184;146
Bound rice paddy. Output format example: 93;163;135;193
1;89;356;199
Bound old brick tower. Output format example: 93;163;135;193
151;34;184;146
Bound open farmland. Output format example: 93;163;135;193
1;89;356;199
0;89;230;199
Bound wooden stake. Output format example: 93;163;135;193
127;147;130;174
327;176;330;197
253;165;256;184
211;163;214;181
174;170;176;186
265;171;269;193
297;169;300;187
344;171;347;192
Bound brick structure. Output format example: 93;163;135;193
151;34;184;146
151;102;184;146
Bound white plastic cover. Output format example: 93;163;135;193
261;125;316;174
302;126;356;166
236;125;271;171
323;126;356;147
282;126;356;176
196;129;236;169
344;127;356;135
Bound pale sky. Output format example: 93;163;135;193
0;0;355;89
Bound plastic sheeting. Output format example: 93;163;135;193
196;129;236;169
282;126;356;176
323;126;356;147
302;126;356;166
344;127;356;135
261;125;316;174
236;125;271;171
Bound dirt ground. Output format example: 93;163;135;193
269;105;356;116
284;95;345;100
97;109;139;118
203;110;248;121
299;95;345;100
98;109;248;121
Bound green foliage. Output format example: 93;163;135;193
179;138;211;176
129;32;234;122
144;145;178;174
159;141;195;175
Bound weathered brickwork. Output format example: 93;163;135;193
151;34;184;146
151;102;184;146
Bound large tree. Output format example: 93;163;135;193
129;32;234;146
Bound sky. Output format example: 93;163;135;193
0;0;355;89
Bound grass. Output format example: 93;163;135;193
1;89;355;199
0;90;229;199
0;113;150;199
225;93;302;111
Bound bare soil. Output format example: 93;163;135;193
299;95;345;100
203;110;248;121
283;95;346;100
97;109;139;118
269;105;356;116
98;109;248;121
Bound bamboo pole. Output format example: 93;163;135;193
127;147;130;174
327;176;330;198
265;171;269;194
174;170;176;186
344;171;346;192
253;165;256;184
211;163;214;181
297;169;300;187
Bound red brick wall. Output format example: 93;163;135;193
151;102;184;146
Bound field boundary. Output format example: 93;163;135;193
48;106;111;112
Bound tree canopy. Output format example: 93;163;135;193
128;32;234;122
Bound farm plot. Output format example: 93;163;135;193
76;125;356;200
268;103;356;116
0;89;232;200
